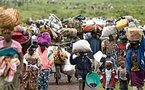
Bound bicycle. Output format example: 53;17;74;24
50;41;74;85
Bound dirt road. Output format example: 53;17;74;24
49;73;92;90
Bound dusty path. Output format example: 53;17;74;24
49;73;93;90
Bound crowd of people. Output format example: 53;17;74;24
0;7;145;90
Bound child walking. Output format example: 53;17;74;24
118;60;128;90
70;52;93;90
100;60;118;90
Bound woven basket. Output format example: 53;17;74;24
0;8;20;28
126;28;143;41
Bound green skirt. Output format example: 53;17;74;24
0;68;20;90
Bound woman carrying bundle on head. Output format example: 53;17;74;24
36;32;54;90
126;27;145;90
0;7;23;90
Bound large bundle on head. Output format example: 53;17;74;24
60;28;77;37
126;27;143;42
37;32;51;46
0;7;20;28
82;24;102;33
116;19;128;30
100;25;117;38
72;40;92;53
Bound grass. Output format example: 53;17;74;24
1;0;145;25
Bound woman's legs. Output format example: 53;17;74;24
37;69;50;90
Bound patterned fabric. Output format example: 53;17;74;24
37;32;51;46
131;51;140;71
37;69;50;90
118;68;127;80
102;40;118;68
23;52;39;90
0;40;22;90
23;69;38;90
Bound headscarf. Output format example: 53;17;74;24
37;32;51;46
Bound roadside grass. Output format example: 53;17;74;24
1;0;145;24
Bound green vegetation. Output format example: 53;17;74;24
1;0;145;24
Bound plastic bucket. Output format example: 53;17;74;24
86;71;101;88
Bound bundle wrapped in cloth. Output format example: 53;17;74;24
126;27;143;41
72;40;92;53
0;7;20;28
100;25;117;38
0;47;20;82
82;24;102;33
60;28;77;37
0;56;20;82
116;19;128;30
53;49;68;64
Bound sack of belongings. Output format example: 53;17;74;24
72;40;92;53
60;28;77;37
116;19;128;30
101;25;117;38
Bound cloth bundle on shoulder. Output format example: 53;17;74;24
0;7;20;28
72;40;92;53
37;32;51;46
126;27;143;41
